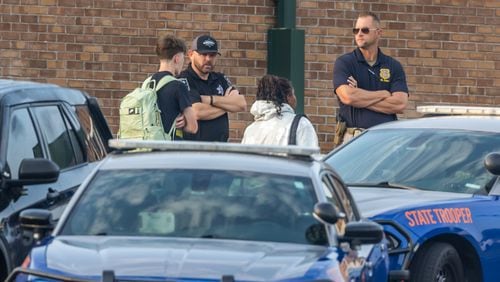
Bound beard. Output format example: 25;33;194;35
193;61;213;75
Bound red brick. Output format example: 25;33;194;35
0;0;496;151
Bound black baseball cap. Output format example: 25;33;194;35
191;35;221;55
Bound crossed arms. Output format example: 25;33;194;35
336;77;408;115
194;87;247;120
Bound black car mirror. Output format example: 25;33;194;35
6;159;60;188
20;209;53;242
341;221;384;246
313;202;345;225
485;153;500;176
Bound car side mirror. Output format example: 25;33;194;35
6;159;60;187
485;153;500;175
20;209;54;241
313;202;345;225
342;221;384;246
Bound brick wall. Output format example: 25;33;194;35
1;0;498;152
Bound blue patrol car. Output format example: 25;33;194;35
325;105;500;282
9;141;393;282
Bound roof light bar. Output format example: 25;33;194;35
109;139;320;157
417;105;500;116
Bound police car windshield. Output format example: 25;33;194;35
326;129;500;194
60;169;325;245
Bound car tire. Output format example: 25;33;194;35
410;242;464;282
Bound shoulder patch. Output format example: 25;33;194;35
178;78;190;91
223;75;233;87
216;85;224;96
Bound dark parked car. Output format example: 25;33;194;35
325;105;500;282
0;79;112;280
11;140;393;282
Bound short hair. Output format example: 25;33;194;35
156;34;186;60
256;74;293;116
358;11;381;26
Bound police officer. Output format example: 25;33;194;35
178;35;246;142
333;12;409;145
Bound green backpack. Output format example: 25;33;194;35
118;75;176;140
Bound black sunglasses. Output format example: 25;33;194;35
352;28;378;34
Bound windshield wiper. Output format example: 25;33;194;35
201;234;223;239
201;234;241;240
93;232;108;236
347;181;420;190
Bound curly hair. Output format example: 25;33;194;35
256;74;293;116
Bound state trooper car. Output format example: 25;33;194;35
9;140;394;282
325;105;500;282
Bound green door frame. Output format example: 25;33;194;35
267;0;305;114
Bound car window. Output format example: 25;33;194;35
327;129;500;194
61;169;327;245
320;176;349;235
32;106;81;169
73;105;107;162
6;108;43;178
61;110;84;163
325;173;357;221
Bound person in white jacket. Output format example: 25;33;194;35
242;74;319;147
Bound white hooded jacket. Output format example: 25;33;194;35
241;100;319;147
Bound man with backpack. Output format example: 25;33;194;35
119;34;197;140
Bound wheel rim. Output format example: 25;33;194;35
436;264;457;282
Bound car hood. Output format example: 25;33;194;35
42;236;330;281
349;187;470;217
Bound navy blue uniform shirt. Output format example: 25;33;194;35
152;71;192;140
178;63;234;142
333;48;408;128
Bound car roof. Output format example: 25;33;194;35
0;79;88;106
102;151;318;177
371;116;500;133
102;140;324;177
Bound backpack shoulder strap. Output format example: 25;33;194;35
141;76;153;89
288;114;307;145
155;75;176;91
140;75;176;91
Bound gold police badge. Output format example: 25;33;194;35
380;68;390;82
